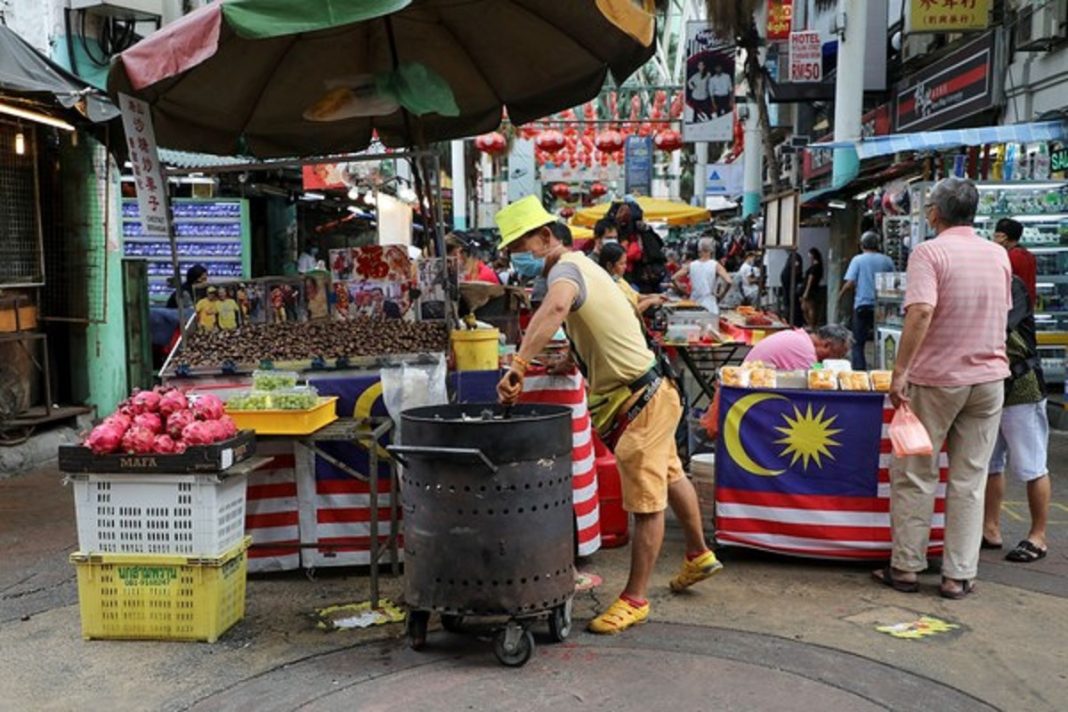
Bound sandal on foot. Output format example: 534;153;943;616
587;598;649;635
981;537;1003;550
939;578;976;600
1005;540;1047;563
871;567;919;593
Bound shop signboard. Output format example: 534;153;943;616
767;0;794;41
894;31;997;133
682;21;735;143
706;163;743;197
802;104;892;181
624;136;653;196
119;93;169;238
906;0;990;34
789;31;822;83
1051;147;1068;174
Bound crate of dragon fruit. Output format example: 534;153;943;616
58;387;256;474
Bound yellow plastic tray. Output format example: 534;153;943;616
225;396;339;435
70;536;250;643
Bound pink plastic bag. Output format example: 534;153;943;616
888;404;934;458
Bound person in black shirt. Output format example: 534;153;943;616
801;247;824;328
166;264;208;309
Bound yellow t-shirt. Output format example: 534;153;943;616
195;298;218;330
549;252;654;395
216;299;239;330
615;276;640;310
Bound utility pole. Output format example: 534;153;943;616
451;139;467;230
742;102;762;217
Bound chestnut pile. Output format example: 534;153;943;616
180;318;449;367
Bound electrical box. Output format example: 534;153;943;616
69;0;163;23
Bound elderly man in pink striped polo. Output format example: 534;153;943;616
875;177;1012;600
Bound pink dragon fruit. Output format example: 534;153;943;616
217;415;238;439
191;394;225;421
130;390;162;415
158;389;189;418
181;421;215;446
166;409;195;440
133;412;163;435
121;426;156;454
103;413;132;435
173;441;188;454
85;423;124;454
153;434;177;454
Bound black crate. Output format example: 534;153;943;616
58;430;256;474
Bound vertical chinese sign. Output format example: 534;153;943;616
118;93;170;237
766;0;793;42
906;0;990;33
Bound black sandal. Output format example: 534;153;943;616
981;536;1003;550
1005;540;1047;563
872;567;919;593
939;578;976;600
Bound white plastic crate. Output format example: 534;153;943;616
69;472;247;556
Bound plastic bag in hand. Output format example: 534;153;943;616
888;404;933;458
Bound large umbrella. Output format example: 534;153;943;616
572;196;711;228
107;0;656;158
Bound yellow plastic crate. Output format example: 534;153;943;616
225;396;339;435
70;536;250;643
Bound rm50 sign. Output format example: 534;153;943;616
789;31;822;83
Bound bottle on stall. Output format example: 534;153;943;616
1004;143;1017;182
1034;143;1051;181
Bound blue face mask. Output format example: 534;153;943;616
510;251;545;279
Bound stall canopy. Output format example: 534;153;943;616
572;196;711;228
106;0;656;158
807;119;1068;161
0;23;116;123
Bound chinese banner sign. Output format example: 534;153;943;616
907;0;990;33
767;0;793;41
119;93;169;237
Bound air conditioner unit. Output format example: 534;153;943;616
901;34;935;63
1015;1;1068;52
69;0;162;23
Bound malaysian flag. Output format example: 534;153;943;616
715;387;947;560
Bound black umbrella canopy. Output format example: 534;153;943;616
107;0;656;158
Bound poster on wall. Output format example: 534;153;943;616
624;136;653;196
682;22;735;143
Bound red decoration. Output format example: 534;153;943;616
560;207;575;219
594;130;625;153
590;182;607;198
474;131;507;156
551;183;571;200
654;129;683;152
535;130;566;153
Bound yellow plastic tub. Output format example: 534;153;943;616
226;396;339;435
70;536;250;643
452;328;500;371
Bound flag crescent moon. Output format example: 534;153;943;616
723;392;787;477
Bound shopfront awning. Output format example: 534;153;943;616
808;120;1068;161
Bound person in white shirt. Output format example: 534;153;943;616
297;243;321;273
710;63;733;116
686;60;712;121
673;237;730;314
737;251;761;305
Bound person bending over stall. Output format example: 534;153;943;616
495;196;721;635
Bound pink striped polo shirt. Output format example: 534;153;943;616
904;225;1011;387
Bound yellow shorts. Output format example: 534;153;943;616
614;382;685;514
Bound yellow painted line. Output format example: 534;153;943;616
1000;502;1026;522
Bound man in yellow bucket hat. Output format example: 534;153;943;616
495;195;722;635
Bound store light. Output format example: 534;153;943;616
363;191;377;207
300;191;326;201
828;199;848;210
0;102;75;131
347;186;360;201
14;132;25;156
978;182;1064;191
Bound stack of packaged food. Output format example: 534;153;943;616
719;362;892;392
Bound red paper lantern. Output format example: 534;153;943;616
551;183;571;200
590;182;607;198
535;130;565;153
654;129;683;152
594;130;625;153
474;131;507;156
560;207;575;219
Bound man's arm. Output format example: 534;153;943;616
889;303;934;407
518;279;578;363
837;280;856;301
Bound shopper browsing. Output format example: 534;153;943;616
880;177;1012;600
495;196;721;635
737;251;761;305
742;324;851;370
599;242;667;315
837;232;896;369
672;237;730;315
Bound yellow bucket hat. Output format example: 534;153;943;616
495;195;556;249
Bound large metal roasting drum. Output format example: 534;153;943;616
389;403;575;667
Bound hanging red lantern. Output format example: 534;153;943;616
594;130;625;153
560;206;575;219
535;130;565;153
654;129;683;152
590;182;607;198
474;131;507;156
551;183;571;200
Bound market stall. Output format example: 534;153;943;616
713;370;947;560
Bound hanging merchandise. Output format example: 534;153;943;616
551;183;572;200
535;130;566;154
590;182;607;198
654;129;683;152
474;131;507;156
595;130;624;153
560;206;575;219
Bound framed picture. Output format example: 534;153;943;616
265;279;307;323
329;248;354;282
302;270;331;320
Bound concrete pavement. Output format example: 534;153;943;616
2;433;1068;711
